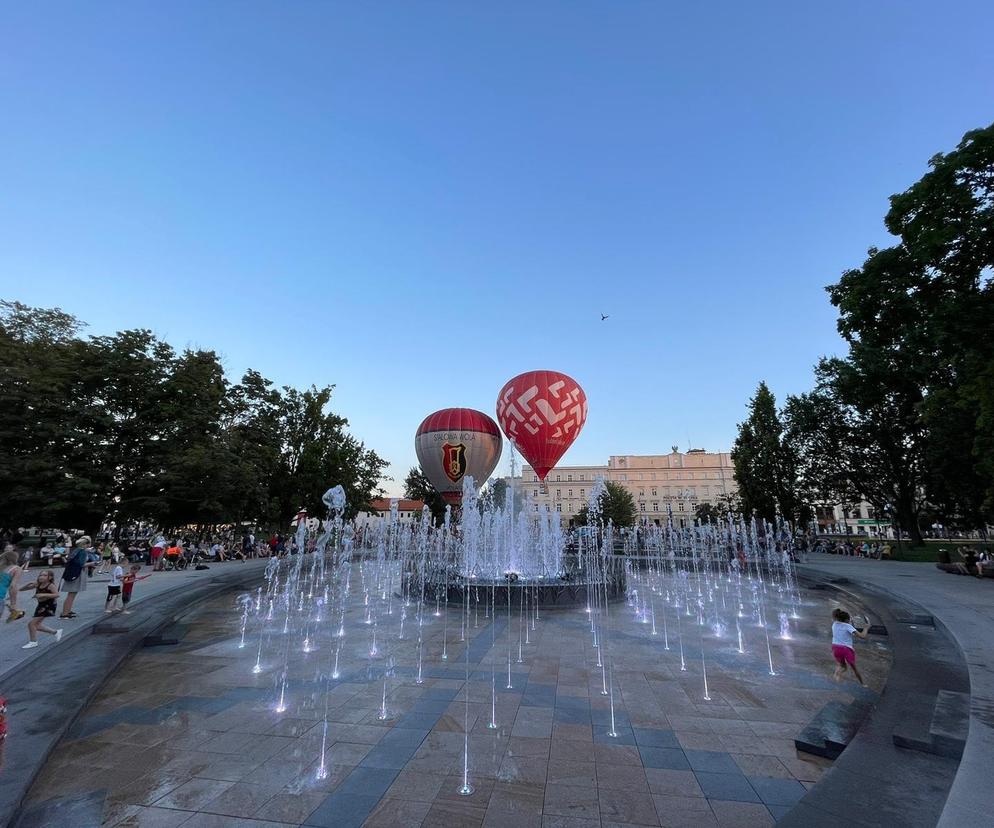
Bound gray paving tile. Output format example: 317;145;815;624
695;771;762;803
684;749;740;774
639;747;691;770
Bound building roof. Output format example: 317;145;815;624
368;498;425;512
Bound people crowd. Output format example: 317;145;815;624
812;538;892;559
0;524;298;652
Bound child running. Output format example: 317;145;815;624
831;607;870;685
105;560;126;613
120;565;151;614
19;570;63;649
0;550;25;622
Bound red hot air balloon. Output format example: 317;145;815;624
496;370;588;482
415;408;503;505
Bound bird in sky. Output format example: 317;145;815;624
600;314;609;321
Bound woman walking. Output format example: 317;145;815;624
59;537;90;619
19;570;63;648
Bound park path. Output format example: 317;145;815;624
0;558;270;684
798;552;994;828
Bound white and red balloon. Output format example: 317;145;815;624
415;408;503;504
496;370;587;481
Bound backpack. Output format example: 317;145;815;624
62;549;85;583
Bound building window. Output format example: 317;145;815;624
556;489;561;498
556;474;561;481
567;474;572;482
651;473;656;480
619;474;627;481
579;474;585;481
678;502;685;512
568;489;573;497
639;490;645;497
580;489;585;498
556;503;562;512
652;502;659;511
687;472;694;480
534;488;538;496
639;503;646;511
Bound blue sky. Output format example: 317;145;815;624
2;2;992;496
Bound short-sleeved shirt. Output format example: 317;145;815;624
832;621;857;649
109;565;124;587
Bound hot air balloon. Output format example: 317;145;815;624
496;370;587;482
415;408;503;504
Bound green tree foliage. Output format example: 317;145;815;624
574;480;637;528
779;123;994;540
0;302;388;533
403;466;447;525
731;382;805;525
694;496;739;525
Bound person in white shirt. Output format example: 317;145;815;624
831;608;870;685
104;562;125;613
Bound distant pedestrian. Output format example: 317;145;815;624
831;608;869;686
97;541;113;574
19;570;62;649
104;560;125;613
120;565;151;614
59;537;90;618
150;533;167;571
0;549;25;622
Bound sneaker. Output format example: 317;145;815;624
21;641;38;649
6;610;25;623
55;629;63;642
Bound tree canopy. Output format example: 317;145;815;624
575;480;637;528
733;123;994;542
0;301;388;533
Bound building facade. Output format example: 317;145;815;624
356;498;426;527
511;448;736;527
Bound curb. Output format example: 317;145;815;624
0;565;266;828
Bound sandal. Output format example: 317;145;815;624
59;612;77;619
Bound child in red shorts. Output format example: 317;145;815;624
121;565;151;614
831;608;870;685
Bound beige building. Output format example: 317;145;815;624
511;448;736;527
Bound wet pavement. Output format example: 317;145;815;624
18;567;890;828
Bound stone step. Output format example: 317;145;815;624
893;690;969;759
795;699;872;759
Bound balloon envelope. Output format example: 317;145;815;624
496;370;587;481
415;408;503;504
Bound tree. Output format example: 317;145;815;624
784;123;994;539
0;301;389;534
574;481;637;528
403;467;447;525
694;496;739;525
0;302;116;532
731;382;805;525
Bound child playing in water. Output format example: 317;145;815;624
831;607;870;685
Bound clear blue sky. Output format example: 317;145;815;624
2;2;992;496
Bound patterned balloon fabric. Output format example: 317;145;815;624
496;370;587;481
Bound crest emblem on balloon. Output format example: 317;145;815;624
415;409;503;504
496;370;587;481
442;442;467;483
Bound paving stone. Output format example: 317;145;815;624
684;750;741;774
746;776;805;806
639;747;691;770
695;772;761;803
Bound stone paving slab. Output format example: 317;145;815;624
798;554;987;827
14;566;894;828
